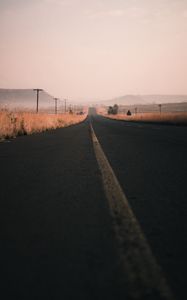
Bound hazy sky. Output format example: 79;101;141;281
0;0;187;101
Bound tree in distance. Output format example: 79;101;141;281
108;104;119;115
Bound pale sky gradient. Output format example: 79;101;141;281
0;0;187;101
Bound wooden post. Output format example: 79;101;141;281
54;98;58;114
33;89;43;113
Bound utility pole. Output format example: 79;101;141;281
64;99;67;113
33;89;43;113
69;104;73;114
158;104;162;114
135;107;137;115
54;98;58;114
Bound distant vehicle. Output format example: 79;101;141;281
77;111;84;115
127;110;132;116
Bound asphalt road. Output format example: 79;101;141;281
0;118;128;300
91;112;187;300
0;110;186;299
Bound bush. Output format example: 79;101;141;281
108;104;119;115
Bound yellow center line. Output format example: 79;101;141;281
90;121;174;300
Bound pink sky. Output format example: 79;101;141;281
0;0;187;101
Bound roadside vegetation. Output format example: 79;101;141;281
0;109;87;140
98;108;187;126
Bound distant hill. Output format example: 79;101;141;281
100;95;187;113
0;89;57;111
103;95;187;106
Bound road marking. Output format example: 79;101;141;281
0;139;11;143
152;127;162;130
90;121;174;300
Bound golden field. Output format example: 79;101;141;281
99;110;187;126
0;110;87;140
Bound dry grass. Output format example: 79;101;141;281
99;111;187;126
0;110;87;140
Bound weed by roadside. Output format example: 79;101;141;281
0;110;87;140
99;111;187;126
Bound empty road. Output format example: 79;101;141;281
0;109;186;299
